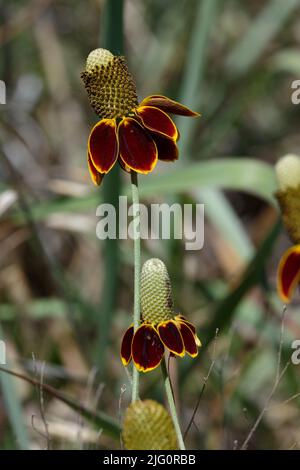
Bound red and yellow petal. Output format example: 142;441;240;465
150;133;179;162
157;320;185;357
177;321;198;358
131;324;164;372
87;152;104;186
175;315;201;347
121;325;134;366
140;95;200;117
277;245;300;303
118;118;158;174
136;106;178;140
88;118;118;173
118;157;131;173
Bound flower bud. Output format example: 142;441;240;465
122;400;178;450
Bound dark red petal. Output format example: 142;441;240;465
157;320;184;356
178;322;198;358
150;133;179;162
132;324;164;372
121;326;134;366
175;315;195;333
277;245;300;303
88;119;118;173
118;118;158;174
140;95;200;117
118;158;131;173
87;153;104;186
136;106;178;140
175;315;201;347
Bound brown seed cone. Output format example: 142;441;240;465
81;48;138;119
122;400;178;450
276;186;300;244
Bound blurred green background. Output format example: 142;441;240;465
1;0;300;450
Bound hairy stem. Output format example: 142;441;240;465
131;171;140;402
161;359;185;450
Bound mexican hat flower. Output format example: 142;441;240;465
81;48;199;185
276;154;300;303
121;258;201;372
122;399;178;450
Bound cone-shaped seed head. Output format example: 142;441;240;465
122;400;178;450
81;48;138;119
275;155;300;244
141;258;173;324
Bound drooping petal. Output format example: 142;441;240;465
118;118;158;174
140;95;200;117
277;245;300;303
118;157;131;173
175;315;201;347
132;324;164;372
150;133;179;162
87;152;104;186
121;325;134;366
157;320;184;357
178;321;198;358
136;106;178;140
88;118;118;173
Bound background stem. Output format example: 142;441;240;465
131;171;141;402
161;359;185;450
95;0;124;372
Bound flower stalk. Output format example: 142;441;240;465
161;359;185;450
131;171;140;402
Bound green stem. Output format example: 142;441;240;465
131;171;140;402
161;359;185;450
96;0;124;373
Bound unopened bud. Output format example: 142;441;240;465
122;400;178;450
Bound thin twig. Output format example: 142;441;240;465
240;360;290;450
31;353;51;449
118;384;127;450
276;304;287;383
39;362;51;449
184;328;218;440
31;414;49;445
0;365;121;438
240;303;289;449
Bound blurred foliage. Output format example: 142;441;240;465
1;0;300;450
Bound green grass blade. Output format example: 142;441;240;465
226;0;300;77
174;0;253;261
11;158;277;225
176;0;219;151
0;325;29;449
139;158;277;205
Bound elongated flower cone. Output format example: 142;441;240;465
82;48;138;119
275;154;300;244
276;154;300;302
121;258;201;372
141;258;173;324
122;400;178;450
